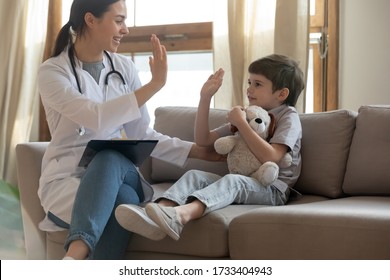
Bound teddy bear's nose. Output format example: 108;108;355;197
255;118;262;124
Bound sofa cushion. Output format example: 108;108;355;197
151;106;229;182
129;204;263;258
127;181;262;258
229;196;390;259
343;105;390;195
295;110;357;198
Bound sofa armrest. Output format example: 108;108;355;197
15;142;49;259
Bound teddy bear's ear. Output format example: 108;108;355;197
267;113;276;141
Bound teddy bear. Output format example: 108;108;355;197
214;105;292;186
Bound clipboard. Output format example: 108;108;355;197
78;139;158;168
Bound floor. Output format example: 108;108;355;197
0;181;26;259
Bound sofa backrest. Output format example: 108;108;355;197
152;106;359;199
151;106;229;182
295;110;357;198
152;105;390;198
342;105;390;195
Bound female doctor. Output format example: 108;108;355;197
38;0;218;260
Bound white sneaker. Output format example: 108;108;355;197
115;204;166;241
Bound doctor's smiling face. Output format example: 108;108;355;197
88;0;129;53
71;0;128;62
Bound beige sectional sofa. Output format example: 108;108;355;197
16;105;390;260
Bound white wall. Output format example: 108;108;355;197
339;0;390;111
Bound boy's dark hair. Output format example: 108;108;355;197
248;54;305;107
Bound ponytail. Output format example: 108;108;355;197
52;22;73;57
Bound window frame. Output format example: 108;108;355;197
118;22;213;54
310;0;339;112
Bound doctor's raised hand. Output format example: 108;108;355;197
134;34;167;106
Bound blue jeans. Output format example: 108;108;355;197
57;149;143;259
157;170;289;214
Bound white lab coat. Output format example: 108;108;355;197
37;49;192;231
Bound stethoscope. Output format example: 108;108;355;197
69;48;126;136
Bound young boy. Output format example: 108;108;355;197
115;54;305;241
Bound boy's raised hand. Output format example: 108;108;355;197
200;68;224;100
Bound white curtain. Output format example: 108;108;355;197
213;0;309;113
0;0;48;186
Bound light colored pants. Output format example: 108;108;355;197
156;170;289;215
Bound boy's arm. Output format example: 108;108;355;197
194;69;224;147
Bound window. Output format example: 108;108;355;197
125;0;214;26
132;52;213;125
308;0;339;112
120;0;215;125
